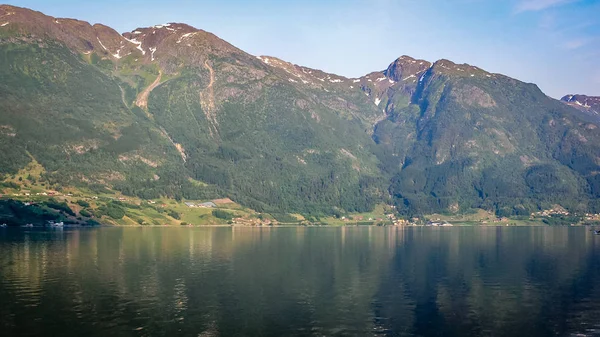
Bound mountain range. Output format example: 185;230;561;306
1;4;599;217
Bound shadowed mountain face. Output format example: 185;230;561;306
1;4;599;216
561;95;600;123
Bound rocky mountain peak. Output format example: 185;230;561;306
123;23;197;44
561;94;600;120
0;5;141;58
561;94;599;108
383;55;431;82
121;23;203;61
119;22;248;67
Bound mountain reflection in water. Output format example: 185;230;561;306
1;226;599;336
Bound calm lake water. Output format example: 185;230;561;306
1;227;600;336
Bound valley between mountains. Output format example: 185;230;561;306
1;4;600;226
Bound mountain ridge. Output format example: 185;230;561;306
1;4;600;217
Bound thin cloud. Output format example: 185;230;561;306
516;0;579;13
562;37;592;49
538;12;555;29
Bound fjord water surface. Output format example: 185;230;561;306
1;227;600;336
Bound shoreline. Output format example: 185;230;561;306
3;224;592;229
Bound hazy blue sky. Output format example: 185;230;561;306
9;0;600;98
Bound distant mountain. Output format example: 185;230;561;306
1;4;599;217
561;94;600;122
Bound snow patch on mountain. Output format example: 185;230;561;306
177;32;197;44
123;37;146;55
149;47;157;61
112;47;123;59
257;56;267;63
96;37;108;51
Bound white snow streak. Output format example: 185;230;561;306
149;47;157;61
177;32;197;44
124;37;146;55
257;56;271;64
96;37;108;51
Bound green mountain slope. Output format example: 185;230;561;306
0;5;385;215
372;60;600;215
1;5;599;218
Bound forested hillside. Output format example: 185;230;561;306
1;5;599;217
372;60;600;215
0;5;385;215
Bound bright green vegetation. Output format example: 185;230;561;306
212;210;234;221
0;187;258;227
